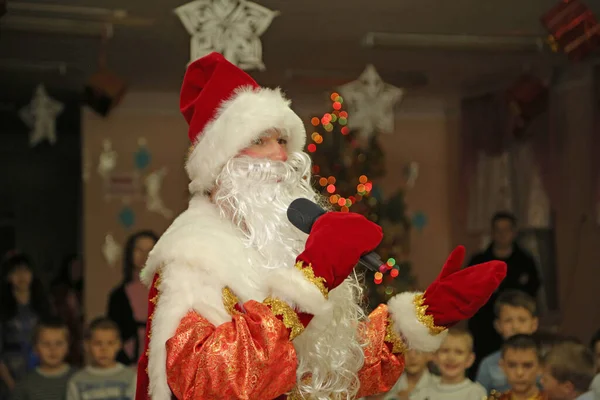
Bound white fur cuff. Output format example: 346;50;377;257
265;265;330;317
387;291;447;352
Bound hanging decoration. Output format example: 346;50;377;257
403;161;420;189
541;0;600;61
145;167;173;219
98;139;118;180
337;64;404;147
411;210;428;232
118;206;135;229
19;84;64;147
174;0;278;70
102;233;121;267
134;138;152;170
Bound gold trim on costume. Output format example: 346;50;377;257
385;318;407;354
413;293;446;335
263;297;305;341
222;287;242;316
295;261;328;299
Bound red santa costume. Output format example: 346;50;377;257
135;52;507;400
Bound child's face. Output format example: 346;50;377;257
86;329;121;368
404;349;432;376
500;348;540;395
36;327;69;369
434;334;474;382
541;365;572;400
8;264;32;291
495;305;538;339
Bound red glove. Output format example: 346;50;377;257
422;245;507;328
296;211;383;292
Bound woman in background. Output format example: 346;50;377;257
107;230;158;365
0;251;51;399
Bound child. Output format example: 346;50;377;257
378;349;435;400
67;317;136;400
11;318;76;400
412;327;486;400
541;341;595;400
0;252;52;399
494;334;546;400
476;289;539;394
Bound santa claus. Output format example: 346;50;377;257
135;52;506;400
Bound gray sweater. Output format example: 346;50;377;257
411;379;487;400
66;364;136;400
11;365;76;400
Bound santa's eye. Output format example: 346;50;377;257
251;138;263;146
277;138;288;145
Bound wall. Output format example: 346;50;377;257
82;91;458;319
83;92;189;321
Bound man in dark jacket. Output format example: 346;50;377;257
467;211;541;378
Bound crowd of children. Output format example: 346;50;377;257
371;289;600;400
9;317;135;400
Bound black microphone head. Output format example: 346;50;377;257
287;198;326;234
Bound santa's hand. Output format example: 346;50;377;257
387;246;506;352
297;211;383;291
265;211;382;323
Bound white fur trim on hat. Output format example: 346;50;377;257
387;291;448;352
185;86;306;194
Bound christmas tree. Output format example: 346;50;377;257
307;92;417;310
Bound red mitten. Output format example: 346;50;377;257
388;245;506;352
296;211;383;291
422;245;507;328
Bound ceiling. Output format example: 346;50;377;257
0;0;598;96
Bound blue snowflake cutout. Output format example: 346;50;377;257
134;138;151;170
118;206;135;229
411;211;428;232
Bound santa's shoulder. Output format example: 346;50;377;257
140;195;245;286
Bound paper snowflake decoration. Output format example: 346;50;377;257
19;84;64;147
338;65;404;144
174;0;279;70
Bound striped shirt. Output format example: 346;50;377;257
11;365;76;400
66;364;135;400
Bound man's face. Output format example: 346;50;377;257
238;130;288;161
36;327;69;369
501;348;540;395
492;218;516;248
404;349;432;376
495;305;538;339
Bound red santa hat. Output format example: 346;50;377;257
182;52;306;194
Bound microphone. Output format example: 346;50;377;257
287;198;384;273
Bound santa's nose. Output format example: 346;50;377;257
265;141;288;162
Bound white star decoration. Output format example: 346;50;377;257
19;84;64;147
338;65;404;145
174;0;279;70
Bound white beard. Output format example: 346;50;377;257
213;152;367;399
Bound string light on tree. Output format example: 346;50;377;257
307;92;398;283
308;92;375;213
